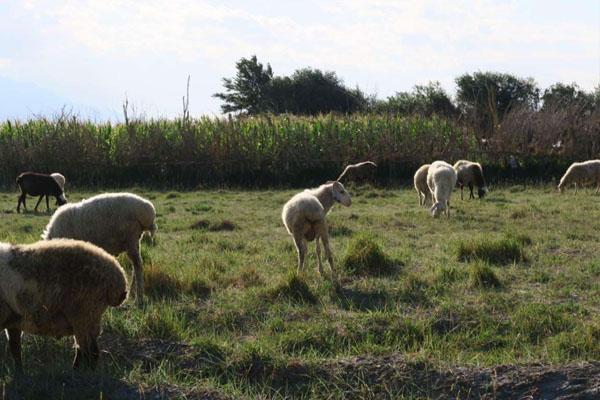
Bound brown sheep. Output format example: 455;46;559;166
0;239;128;373
16;172;67;213
453;160;488;200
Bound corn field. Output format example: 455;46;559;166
0;109;597;188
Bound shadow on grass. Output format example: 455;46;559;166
334;286;389;311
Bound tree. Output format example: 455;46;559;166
213;56;273;114
214;57;367;115
542;83;595;112
372;81;457;117
279;68;366;115
456;72;540;132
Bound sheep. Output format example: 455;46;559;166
0;239;128;373
558;160;600;194
42;193;157;305
414;164;431;206
16;172;67;213
282;161;376;278
453;160;488;200
50;172;66;190
427;161;457;218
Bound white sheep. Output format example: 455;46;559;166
427;160;457;218
414;164;431;206
453;160;487;200
0;239;128;372
42;192;157;305
558;160;600;194
50;173;66;190
282;161;376;278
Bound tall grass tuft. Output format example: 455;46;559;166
456;233;529;265
342;233;398;276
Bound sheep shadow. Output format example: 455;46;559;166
333;286;390;311
4;370;174;400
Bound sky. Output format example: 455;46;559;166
0;0;598;121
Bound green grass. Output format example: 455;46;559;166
0;186;598;398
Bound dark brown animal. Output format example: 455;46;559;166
16;172;67;213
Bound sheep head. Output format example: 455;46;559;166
430;202;444;218
332;181;351;206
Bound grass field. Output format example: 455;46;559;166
0;185;598;399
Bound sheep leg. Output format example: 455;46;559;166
469;183;474;199
315;237;324;275
17;193;26;213
446;200;451;217
34;195;44;212
315;223;335;280
6;328;23;374
45;194;50;211
460;184;464;200
127;245;144;306
292;233;307;272
73;334;100;370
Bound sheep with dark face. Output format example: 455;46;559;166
453;160;487;200
0;239;127;373
282;161;376;278
16;172;67;213
42;193;157;305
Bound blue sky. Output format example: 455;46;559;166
0;0;598;120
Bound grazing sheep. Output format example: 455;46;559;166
453;160;488;200
0;239;127;373
427;161;457;218
42;193;157;305
414;164;431;206
50;172;66;190
16;172;67;213
282;161;376;278
558;160;600;194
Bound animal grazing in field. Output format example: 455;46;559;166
414;164;431;206
453;160;487;200
282;161;376;278
558;160;600;194
42;192;157;305
50;172;66;190
0;239;127;373
16;172;67;213
427;161;457;218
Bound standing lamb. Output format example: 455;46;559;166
414;164;431;206
427;161;458;218
282;161;376;279
42;193;157;305
16;172;67;213
558;160;600;194
0;239;127;373
453;160;487;200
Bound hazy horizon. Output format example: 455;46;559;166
1;0;598;121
